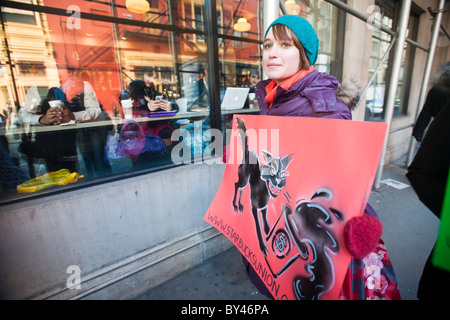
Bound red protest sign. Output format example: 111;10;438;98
204;114;387;300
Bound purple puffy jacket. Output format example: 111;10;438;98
255;70;355;120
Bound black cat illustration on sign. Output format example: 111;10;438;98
232;118;342;300
232;118;293;255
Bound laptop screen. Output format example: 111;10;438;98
221;87;249;110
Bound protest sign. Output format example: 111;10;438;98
205;115;387;300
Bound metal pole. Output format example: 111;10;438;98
169;0;181;97
373;0;412;189
280;1;288;15
263;0;280;34
405;0;446;167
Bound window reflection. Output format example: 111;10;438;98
0;0;341;202
0;0;219;200
366;3;393;121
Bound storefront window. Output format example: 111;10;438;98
0;0;221;202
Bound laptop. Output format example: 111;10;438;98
221;87;250;110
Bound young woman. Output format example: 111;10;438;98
256;16;352;119
244;15;401;300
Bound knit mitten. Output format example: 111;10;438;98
343;214;383;259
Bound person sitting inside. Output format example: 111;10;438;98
31;88;79;172
188;68;209;110
128;79;178;117
127;80;178;147
248;72;260;93
18;84;102;176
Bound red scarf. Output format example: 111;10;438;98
265;66;315;108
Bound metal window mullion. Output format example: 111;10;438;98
109;0;125;91
204;0;221;131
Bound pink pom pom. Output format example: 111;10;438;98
344;214;383;259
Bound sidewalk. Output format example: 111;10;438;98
134;161;440;300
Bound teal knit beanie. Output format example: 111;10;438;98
264;15;319;66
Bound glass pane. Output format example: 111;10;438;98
176;0;201;36
303;0;337;74
6;0;171;23
365;0;416;121
217;0;260;42
365;8;392;121
395;14;418;117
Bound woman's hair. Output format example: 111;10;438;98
128;80;146;100
432;61;450;89
270;24;311;71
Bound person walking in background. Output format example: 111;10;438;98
407;101;450;300
412;62;450;142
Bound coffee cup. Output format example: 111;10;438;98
49;100;62;109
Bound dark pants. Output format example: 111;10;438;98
418;246;450;300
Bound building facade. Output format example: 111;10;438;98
0;0;448;299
